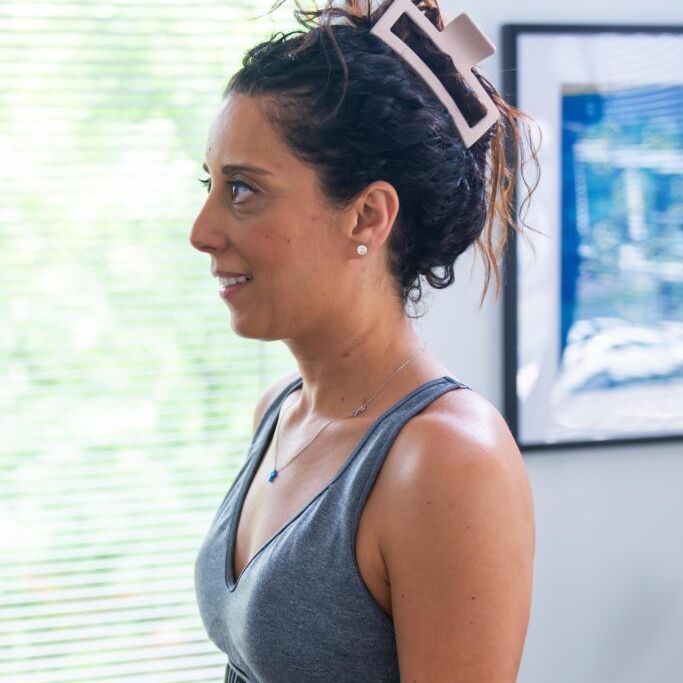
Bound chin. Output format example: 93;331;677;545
227;312;279;343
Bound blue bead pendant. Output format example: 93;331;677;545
268;469;279;483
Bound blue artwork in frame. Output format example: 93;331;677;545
502;23;683;450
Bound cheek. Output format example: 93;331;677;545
245;232;297;287
247;230;284;264
254;207;336;280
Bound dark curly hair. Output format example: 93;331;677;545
223;0;542;316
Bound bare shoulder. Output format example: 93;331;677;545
251;370;301;432
385;385;531;486
378;386;536;682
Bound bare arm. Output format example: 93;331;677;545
381;407;536;682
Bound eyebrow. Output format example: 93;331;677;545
202;161;273;176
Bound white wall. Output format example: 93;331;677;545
414;2;683;681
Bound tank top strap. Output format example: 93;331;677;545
245;374;305;462
201;376;305;528
330;375;471;527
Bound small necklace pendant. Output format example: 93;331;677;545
268;469;279;483
351;404;367;418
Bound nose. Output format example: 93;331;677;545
189;203;225;254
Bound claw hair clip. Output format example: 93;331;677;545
369;0;500;147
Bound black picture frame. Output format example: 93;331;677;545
501;22;683;451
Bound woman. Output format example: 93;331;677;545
191;0;540;680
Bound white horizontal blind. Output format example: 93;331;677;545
0;1;297;681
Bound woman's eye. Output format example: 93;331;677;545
196;176;256;204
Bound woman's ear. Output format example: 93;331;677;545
348;179;400;250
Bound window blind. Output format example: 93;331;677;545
0;1;297;680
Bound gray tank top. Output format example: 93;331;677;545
194;374;471;682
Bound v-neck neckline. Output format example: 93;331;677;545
225;374;456;591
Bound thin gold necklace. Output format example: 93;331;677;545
267;343;428;483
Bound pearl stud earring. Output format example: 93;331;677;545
357;244;368;256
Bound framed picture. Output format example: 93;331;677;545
501;22;683;450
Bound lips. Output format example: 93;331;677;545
219;277;251;301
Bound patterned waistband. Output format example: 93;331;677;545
224;660;249;683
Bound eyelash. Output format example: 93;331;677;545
197;176;256;202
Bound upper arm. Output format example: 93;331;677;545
251;370;300;432
381;407;535;682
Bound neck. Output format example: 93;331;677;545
282;314;436;421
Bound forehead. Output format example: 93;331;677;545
204;93;285;172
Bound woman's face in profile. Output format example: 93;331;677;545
190;93;353;341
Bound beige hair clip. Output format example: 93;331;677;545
369;0;500;147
